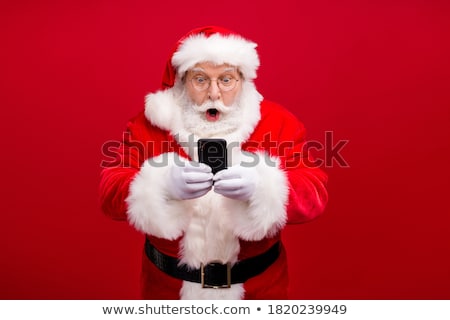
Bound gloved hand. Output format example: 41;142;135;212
168;161;213;200
213;165;259;201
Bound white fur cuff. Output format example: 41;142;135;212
126;153;190;239
225;153;289;241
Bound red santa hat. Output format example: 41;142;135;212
161;26;260;89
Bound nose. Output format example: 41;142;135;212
207;80;221;101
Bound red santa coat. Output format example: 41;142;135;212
100;95;328;299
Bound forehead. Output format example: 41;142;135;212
188;62;238;75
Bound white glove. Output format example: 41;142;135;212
213;165;259;201
168;161;213;200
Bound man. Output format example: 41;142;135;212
99;26;328;299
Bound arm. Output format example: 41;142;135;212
215;103;328;241
99;112;211;239
99;112;173;221
240;102;328;226
276;110;328;224
99;117;144;221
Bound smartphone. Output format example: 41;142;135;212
198;139;228;174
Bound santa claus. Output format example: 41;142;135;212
99;26;328;299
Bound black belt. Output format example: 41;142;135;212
145;238;280;288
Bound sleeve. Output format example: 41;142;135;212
223;150;290;241
99;114;190;240
225;104;328;241
125;152;191;240
98;116;145;221
278;112;329;224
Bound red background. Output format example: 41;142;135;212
1;0;449;299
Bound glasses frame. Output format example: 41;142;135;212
188;73;240;92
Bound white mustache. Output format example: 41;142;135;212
195;100;229;113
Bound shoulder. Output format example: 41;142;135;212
126;110;169;141
128;110;150;127
258;99;305;132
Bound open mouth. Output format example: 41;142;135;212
205;108;220;122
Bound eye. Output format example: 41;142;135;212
220;76;233;86
193;76;208;85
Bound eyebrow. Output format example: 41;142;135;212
190;67;236;74
190;67;205;73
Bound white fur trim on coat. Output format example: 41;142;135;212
144;88;179;132
126;153;191;240
223;152;289;241
172;33;260;80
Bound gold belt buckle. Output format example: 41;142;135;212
200;261;231;289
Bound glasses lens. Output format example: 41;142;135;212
190;76;239;92
192;76;209;91
218;77;237;91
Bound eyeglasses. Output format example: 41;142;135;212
190;75;240;92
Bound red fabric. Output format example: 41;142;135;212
99;99;328;299
161;26;244;89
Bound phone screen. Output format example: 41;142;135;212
198;139;227;174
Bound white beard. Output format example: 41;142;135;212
177;89;244;138
144;80;263;161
